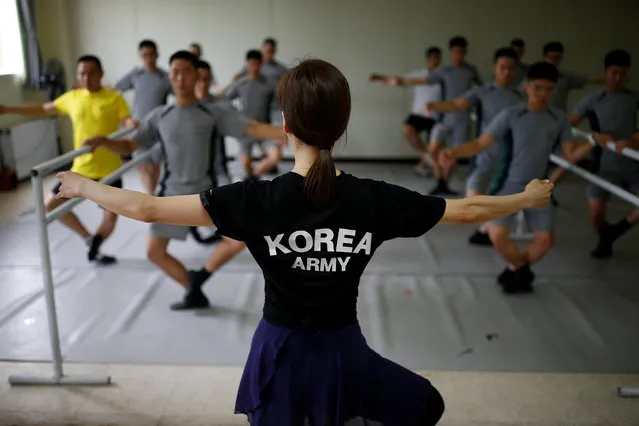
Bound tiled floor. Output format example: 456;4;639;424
1;362;638;425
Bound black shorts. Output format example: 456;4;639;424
404;114;436;134
51;178;123;195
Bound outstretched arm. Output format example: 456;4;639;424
451;133;495;159
426;98;470;114
440;179;553;224
0;102;59;117
245;120;286;141
55;172;213;226
369;73;429;86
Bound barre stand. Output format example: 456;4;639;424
7;127;157;387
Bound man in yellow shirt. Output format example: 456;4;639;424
0;55;133;265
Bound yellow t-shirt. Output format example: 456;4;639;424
53;88;131;179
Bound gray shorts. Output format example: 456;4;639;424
465;166;493;194
237;138;276;157
587;166;639;200
150;185;206;241
488;182;554;232
429;121;469;148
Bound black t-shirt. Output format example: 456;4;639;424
200;172;446;328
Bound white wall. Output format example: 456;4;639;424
39;0;639;158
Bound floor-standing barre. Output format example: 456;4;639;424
571;128;639;162
8;128;159;387
549;153;639;398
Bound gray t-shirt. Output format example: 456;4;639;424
572;88;639;171
226;75;278;123
133;102;249;194
462;83;522;132
428;63;482;125
462;83;523;166
114;67;172;120
485;103;573;186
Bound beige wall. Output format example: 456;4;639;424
15;0;639;157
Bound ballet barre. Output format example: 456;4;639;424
548;153;639;399
571;128;639;162
8;126;157;387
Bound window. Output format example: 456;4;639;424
0;0;25;77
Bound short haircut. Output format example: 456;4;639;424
168;50;199;68
510;38;525;48
604;49;631;69
246;49;263;61
449;36;468;50
196;60;211;72
263;38;277;48
543;42;564;56
77;55;102;71
426;47;441;57
527;61;559;83
189;42;202;50
494;47;518;63
138;39;157;51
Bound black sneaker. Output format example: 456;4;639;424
428;181;458;197
502;266;534;294
187;269;212;292
170;290;210;311
591;223;615;259
87;235;117;265
468;230;492;246
591;239;613;259
497;267;516;286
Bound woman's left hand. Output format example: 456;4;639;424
55;171;89;199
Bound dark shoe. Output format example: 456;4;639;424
497;267;516;286
428;181;458;197
187;269;212;292
468;230;492;246
502;266;535;295
591;240;613;259
87;235;117;265
591;223;615;259
170;290;210;311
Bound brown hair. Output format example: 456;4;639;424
278;59;351;208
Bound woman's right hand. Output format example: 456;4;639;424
524;179;554;208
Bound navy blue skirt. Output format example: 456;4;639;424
236;319;445;426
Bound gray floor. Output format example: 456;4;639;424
0;163;638;373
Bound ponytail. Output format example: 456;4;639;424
304;148;336;208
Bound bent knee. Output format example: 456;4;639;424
487;225;510;244
146;239;168;263
533;233;554;252
402;123;416;137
